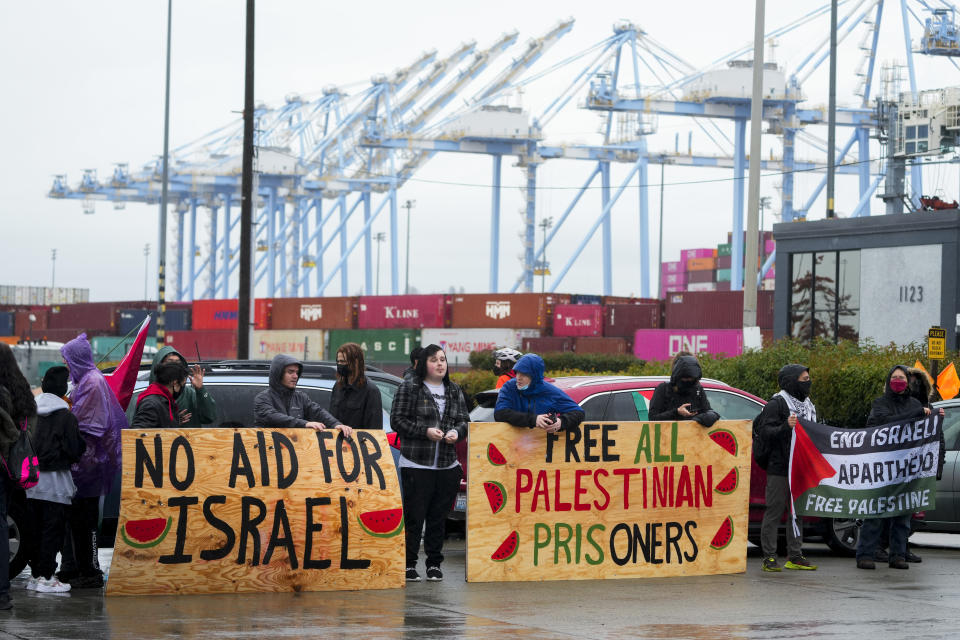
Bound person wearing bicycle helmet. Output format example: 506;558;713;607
493;347;523;389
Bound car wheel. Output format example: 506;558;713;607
825;518;859;556
8;497;28;579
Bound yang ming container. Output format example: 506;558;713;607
251;330;326;361
327;329;419;364
270;296;356;330
552;304;602;337
357;295;448;330
420;328;540;367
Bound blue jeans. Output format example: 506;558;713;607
857;515;910;560
0;475;9;598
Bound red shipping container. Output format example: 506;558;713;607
687;270;715;284
603;303;661;338
552;304;603;337
255;299;273;330
717;255;732;269
271;297;356;330
14;308;49;336
192;299;271;330
716;281;732;291
357;295;449;329
37;327;113;343
48;302;144;332
166;330;238;360
450;293;563;329
664;291;774;330
574;337;627;354
522;336;572;353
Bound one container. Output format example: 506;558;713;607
251;330;326;361
574;336;627;354
681;248;716;262
661;272;687;286
761;278;776;291
327;329;420;364
270;296;356;330
192;299;239;330
357;295;449;330
0;312;13;336
687;282;717;292
522;336;572;353
166;330;238;360
716;281;732;291
664;291;774;329
255;299;274;330
420;328;540;367
687;270;715;284
660;261;684;275
569;294;603;305
602;295;642;306
14;308;49;336
717;243;732;257
717;255;732;269
449;293;559;329
603;303;661;338
662;284;686;294
633;328;744;360
116;309;158;337
48;302;131;332
716;269;732;282
552;304;603;337
686;257;717;271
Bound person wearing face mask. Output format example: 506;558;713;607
756;364;818;573
856;365;943;570
329;343;382;430
494;353;584;434
131;361;190;429
648;354;718;426
148;347;217;426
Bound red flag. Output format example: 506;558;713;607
789;421;837;504
105;316;151;411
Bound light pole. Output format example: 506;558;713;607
658;157;665;298
538;217;553;295
374;232;386;295
144;244;151;300
403;199;416;294
50;249;57;290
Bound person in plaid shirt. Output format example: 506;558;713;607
390;344;468;583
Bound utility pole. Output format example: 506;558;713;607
826;0;838;218
157;0;173;342
658;158;665;298
144;244;151;300
538;217;553;295
743;0;765;328
374;232;386;295
238;0;255;359
50;249;57;290
403;199;415;294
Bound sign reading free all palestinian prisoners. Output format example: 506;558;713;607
790;415;942;519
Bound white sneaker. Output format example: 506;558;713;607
25;577;39;591
35;577;71;593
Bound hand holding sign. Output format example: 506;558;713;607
787;413;797;428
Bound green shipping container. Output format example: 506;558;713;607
327;329;420;364
717;243;732;257
716;268;732;282
90;335;158;361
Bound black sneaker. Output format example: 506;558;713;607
906;551;922;563
0;595;11;611
405;567;421;582
874;549;889;562
69;574;104;589
426;566;443;581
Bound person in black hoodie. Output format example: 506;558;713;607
648;354;719;426
856;365;942;570
25;366;86;593
756;364;818;572
330;343;382;429
253;354;352;438
131;361;189;429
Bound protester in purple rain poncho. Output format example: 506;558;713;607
58;334;126;589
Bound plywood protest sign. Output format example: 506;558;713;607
791;415;941;519
107;428;404;596
466;421;751;582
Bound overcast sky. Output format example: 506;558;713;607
2;1;957;302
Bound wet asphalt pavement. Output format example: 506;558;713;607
0;534;958;639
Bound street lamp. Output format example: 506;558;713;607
50;249;57;290
403;199;416;294
537;217;554;295
144;243;151;300
374;232;387;295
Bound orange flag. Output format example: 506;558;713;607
913;360;927;375
938;362;960;400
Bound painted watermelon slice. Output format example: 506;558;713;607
491;530;519;562
120;517;172;549
487;443;507;466
709;516;735;550
358;508;404;538
484;480;507;514
714;467;739;495
708;428;738;456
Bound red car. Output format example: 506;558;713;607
469;375;861;555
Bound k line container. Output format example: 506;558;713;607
633;329;745;360
449;293;562;329
664;291;775;329
251;330;326;361
166;330;238;360
574;337;627;354
357;295;448;330
270;296;356;330
522;336;573;353
420;328;540;366
603;304;661;338
552;304;603;337
327;329;420;364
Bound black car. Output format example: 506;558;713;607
6;360;403;578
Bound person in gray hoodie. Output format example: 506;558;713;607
253;354;353;438
26;366;86;593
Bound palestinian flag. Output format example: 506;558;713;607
104;316;151;411
789;415;941;522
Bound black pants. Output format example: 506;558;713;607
26;499;68;579
401;466;462;568
59;496;102;578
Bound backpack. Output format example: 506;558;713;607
752;394;790;471
2;418;40;490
